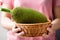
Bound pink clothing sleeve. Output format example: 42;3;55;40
55;0;60;6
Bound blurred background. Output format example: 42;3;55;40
0;12;7;40
0;1;7;39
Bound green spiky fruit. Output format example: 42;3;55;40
1;7;48;24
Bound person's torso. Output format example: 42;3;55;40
2;0;53;20
14;0;52;19
2;0;55;40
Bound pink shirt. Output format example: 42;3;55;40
2;0;60;40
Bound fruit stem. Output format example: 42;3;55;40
0;8;11;13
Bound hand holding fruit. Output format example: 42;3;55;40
12;22;25;37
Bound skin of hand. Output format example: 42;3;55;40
42;19;60;38
12;22;25;37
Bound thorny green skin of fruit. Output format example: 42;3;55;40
1;7;48;24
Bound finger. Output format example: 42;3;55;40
13;23;20;29
16;31;24;37
47;27;52;32
13;25;19;29
14;26;18;29
12;28;21;33
47;28;53;34
42;33;49;38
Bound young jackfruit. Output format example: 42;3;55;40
1;7;48;24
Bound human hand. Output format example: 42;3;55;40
42;21;55;38
42;19;60;38
42;27;55;38
12;22;25;37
